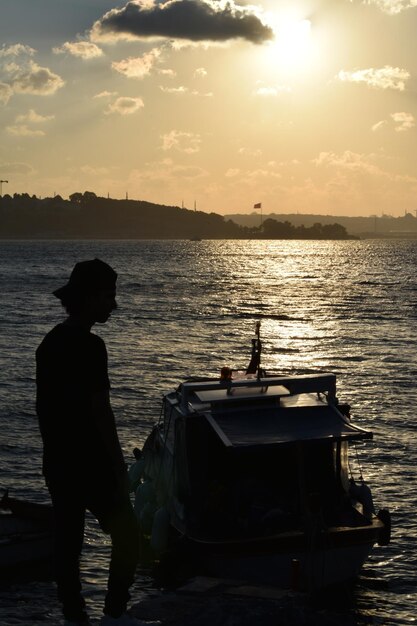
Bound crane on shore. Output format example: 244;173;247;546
0;180;8;196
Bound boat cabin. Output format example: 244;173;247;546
153;374;373;540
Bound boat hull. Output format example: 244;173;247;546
186;527;379;590
0;493;54;572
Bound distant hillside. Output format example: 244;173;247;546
228;212;417;238
0;192;355;240
0;192;240;239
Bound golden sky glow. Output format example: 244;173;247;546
1;0;416;216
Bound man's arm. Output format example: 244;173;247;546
91;389;127;486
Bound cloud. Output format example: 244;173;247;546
221;165;282;191
0;44;36;58
2;62;20;77
313;151;384;176
2;59;64;96
307;150;417;214
161;130;201;153
94;90;118;98
356;0;417;14
105;96;144;114
12;62;65;95
1;55;64;101
112;48;161;78
159;85;212;96
6;124;45;137
91;0;273;45
15;109;54;123
371;112;415;132
0;82;13;104
53;41;104;59
0;162;34;175
80;165;114;176
254;85;291;96
159;85;189;94
126;160;208;192
371;120;388;132
246;168;281;179
391;111;415;132
6;109;54;136
254;86;278;97
158;68;176;77
337;66;410;91
238;147;262;157
194;67;208;78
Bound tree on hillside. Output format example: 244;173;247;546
69;191;97;203
69;192;83;203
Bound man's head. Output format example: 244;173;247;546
53;259;117;323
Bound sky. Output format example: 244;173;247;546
0;0;416;216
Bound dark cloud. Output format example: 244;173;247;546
93;0;273;44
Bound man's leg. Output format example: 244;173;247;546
91;492;139;619
49;482;88;622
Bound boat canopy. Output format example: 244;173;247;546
202;404;372;448
180;374;338;412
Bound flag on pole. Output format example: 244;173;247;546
254;202;262;209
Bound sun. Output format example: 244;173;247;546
262;10;317;76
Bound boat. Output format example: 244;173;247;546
133;324;391;591
0;490;54;572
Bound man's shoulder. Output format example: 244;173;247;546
37;324;105;356
36;324;65;353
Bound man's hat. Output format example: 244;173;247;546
53;258;117;300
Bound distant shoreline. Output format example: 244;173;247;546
0;235;361;241
2;192;416;240
3;235;417;241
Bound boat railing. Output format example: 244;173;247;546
180;373;337;413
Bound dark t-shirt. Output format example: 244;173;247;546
36;323;111;482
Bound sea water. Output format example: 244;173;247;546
0;239;416;625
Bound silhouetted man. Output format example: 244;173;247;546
36;259;143;626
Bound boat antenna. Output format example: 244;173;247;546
246;320;262;378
